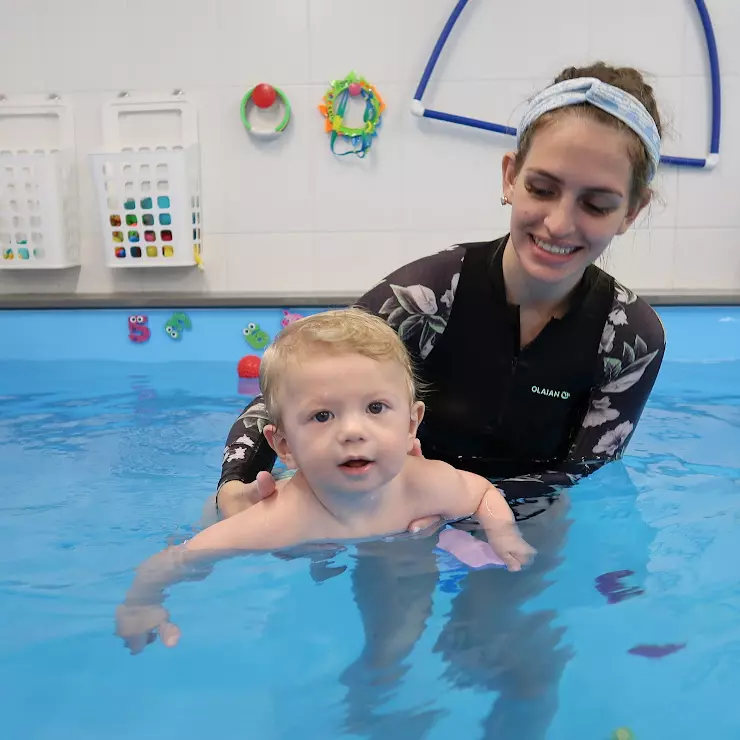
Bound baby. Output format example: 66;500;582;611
116;308;535;654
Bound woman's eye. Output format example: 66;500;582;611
367;402;385;415
526;184;552;198
313;411;332;423
585;203;612;216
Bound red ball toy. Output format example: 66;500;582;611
238;354;261;378
252;83;277;109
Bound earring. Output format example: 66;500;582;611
500;195;510;206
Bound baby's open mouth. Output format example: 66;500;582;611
339;458;373;468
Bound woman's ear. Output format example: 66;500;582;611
501;151;518;202
617;191;652;235
264;424;297;470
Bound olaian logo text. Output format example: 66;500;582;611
531;385;570;400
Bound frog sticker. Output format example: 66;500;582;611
243;322;269;350
165;312;192;341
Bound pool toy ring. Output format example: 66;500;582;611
241;83;292;138
319;71;385;157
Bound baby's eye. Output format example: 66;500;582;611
312;411;332;423
367;402;386;415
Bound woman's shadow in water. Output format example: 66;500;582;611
336;463;650;740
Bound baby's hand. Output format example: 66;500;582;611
115;603;181;655
487;522;537;572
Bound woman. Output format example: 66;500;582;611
215;62;666;737
216;62;665;522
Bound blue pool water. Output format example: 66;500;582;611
0;306;739;740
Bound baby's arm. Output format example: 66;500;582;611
116;540;230;655
467;475;536;571
126;494;303;603
117;492;305;653
412;460;535;572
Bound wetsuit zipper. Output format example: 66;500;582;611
496;353;519;427
496;308;522;427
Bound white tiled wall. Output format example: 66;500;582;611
0;0;737;297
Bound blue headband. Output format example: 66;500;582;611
517;77;662;182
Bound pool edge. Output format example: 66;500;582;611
2;290;739;309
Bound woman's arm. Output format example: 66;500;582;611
217;397;274;490
215;396;281;517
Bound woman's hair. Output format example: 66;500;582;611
259;308;418;427
514;62;663;207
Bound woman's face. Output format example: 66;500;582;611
502;115;650;287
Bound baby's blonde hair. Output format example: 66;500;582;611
260;308;418;427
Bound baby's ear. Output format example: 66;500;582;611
409;401;425;439
264;424;296;469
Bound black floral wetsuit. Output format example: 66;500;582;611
218;235;666;521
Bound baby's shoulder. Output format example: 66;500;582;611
401;457;465;501
246;477;336;545
248;477;320;524
402;455;452;485
402;457;485;518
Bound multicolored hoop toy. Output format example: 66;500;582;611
318;71;385;158
241;83;292;138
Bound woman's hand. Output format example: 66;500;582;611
216;471;279;518
406;439;447;535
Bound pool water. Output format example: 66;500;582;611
0;307;739;740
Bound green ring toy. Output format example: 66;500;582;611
240;83;292;138
318;70;385;157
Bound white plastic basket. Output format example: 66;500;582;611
91;145;202;268
0;100;79;270
90;93;202;269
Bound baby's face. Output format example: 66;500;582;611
275;353;421;496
